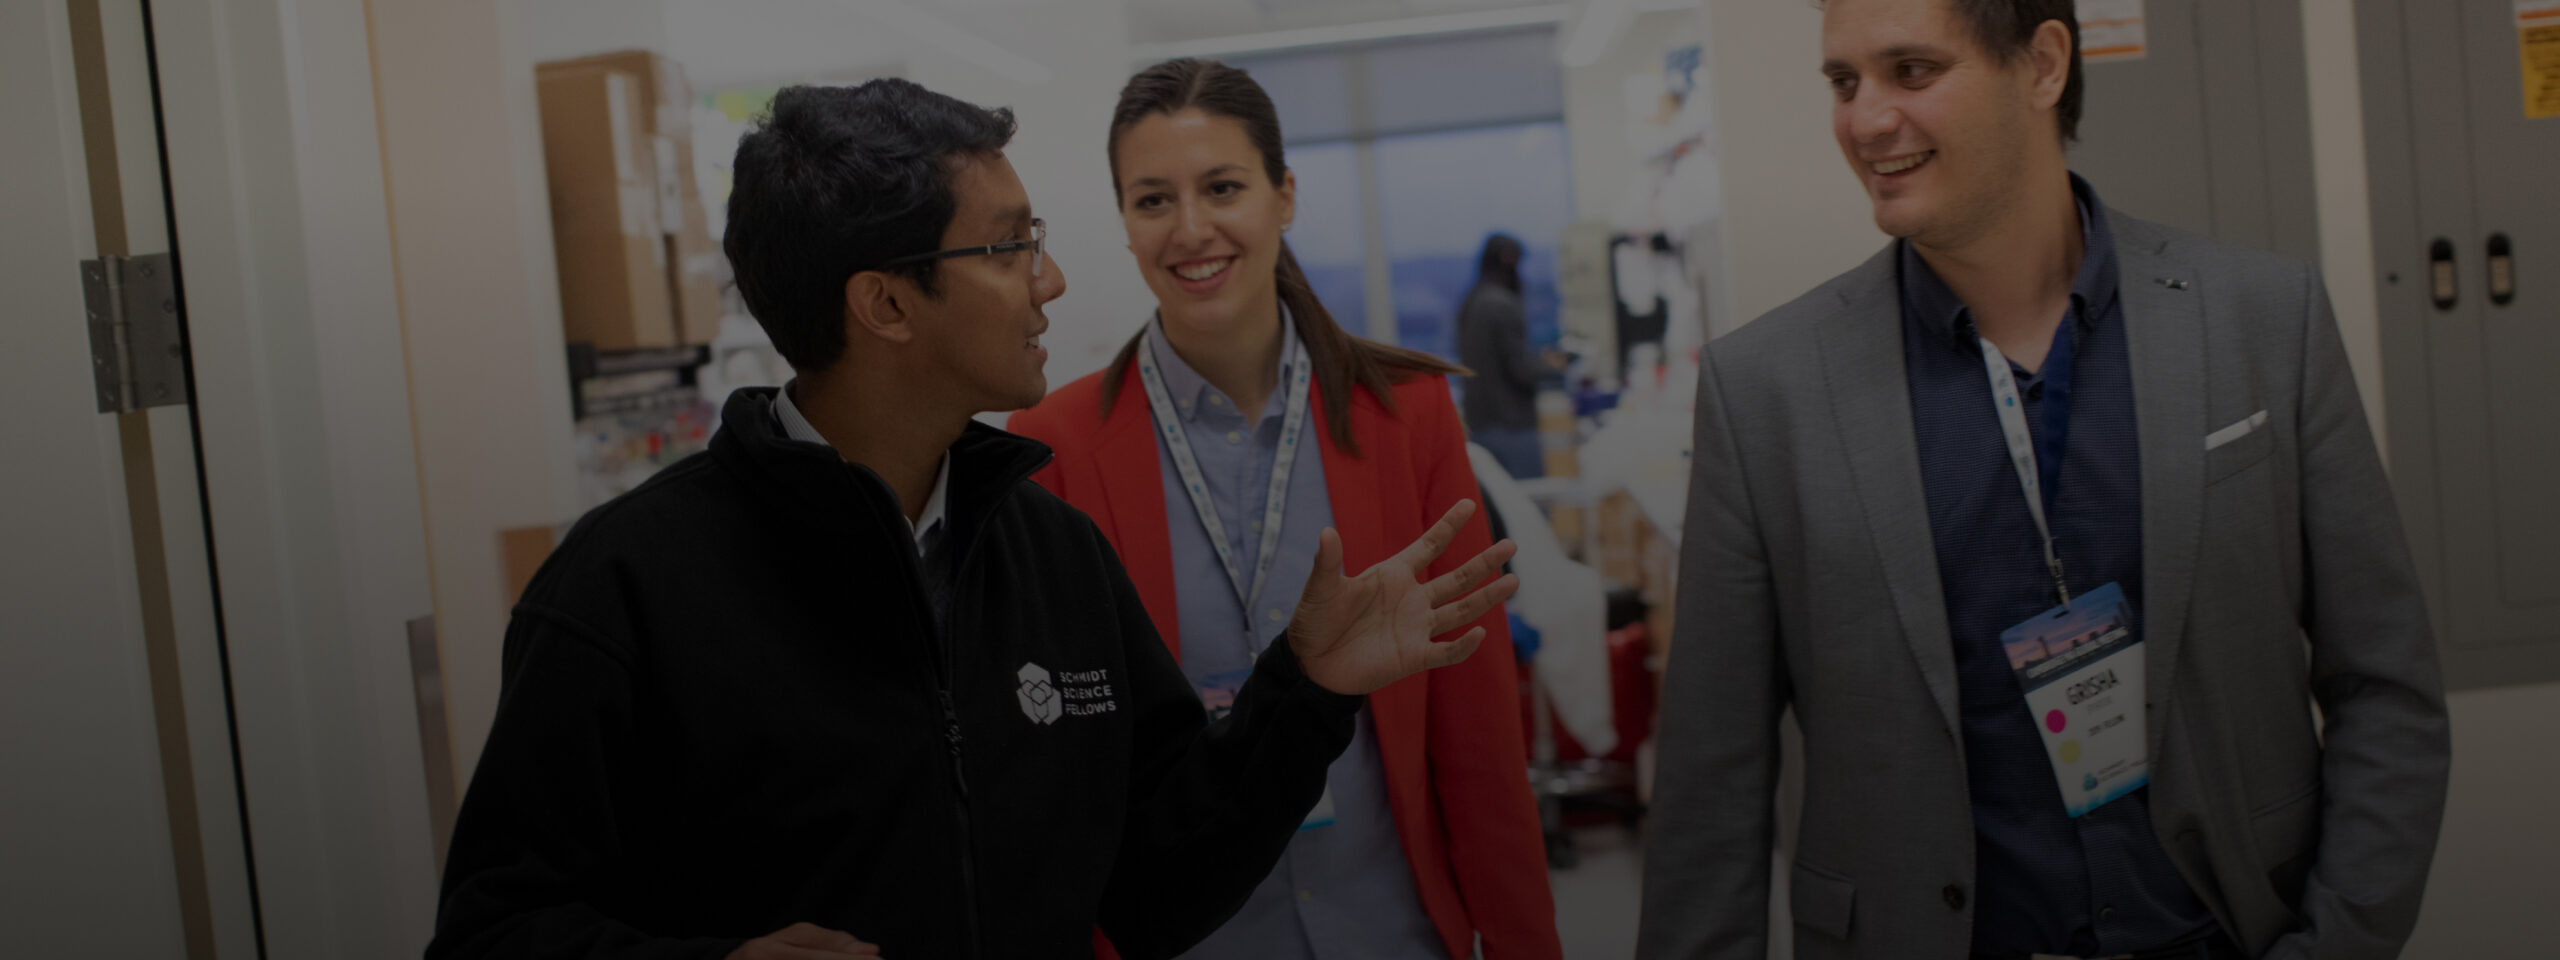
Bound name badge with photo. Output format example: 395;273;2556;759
2001;582;2149;817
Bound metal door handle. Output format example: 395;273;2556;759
2487;233;2515;306
2430;238;2459;311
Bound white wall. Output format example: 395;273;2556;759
2301;0;2385;455
525;0;668;62
1700;0;1884;329
661;0;914;91
1564;7;1711;233
1564;6;1729;337
913;0;1159;389
372;0;586;789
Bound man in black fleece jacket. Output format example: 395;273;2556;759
426;80;1520;960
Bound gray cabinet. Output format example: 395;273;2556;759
2360;0;2560;689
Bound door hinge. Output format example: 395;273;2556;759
82;252;185;414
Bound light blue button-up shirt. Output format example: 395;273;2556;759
1147;315;1447;960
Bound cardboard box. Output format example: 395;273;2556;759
540;50;691;136
1640;526;1680;654
500;525;559;608
537;65;675;351
541;52;723;346
1541;446;1580;479
668;195;725;345
1595;492;1644;586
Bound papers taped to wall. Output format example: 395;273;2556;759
2078;0;2148;63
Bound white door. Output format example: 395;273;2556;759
1;1;260;958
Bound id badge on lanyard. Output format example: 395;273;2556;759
1138;324;1334;829
1978;335;2148;817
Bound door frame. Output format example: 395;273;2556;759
2;1;243;955
139;0;447;953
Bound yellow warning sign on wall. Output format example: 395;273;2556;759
2524;2;2560;119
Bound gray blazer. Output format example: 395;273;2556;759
1636;212;2450;960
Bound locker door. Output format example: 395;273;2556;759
2068;0;2321;262
2361;0;2560;688
2447;0;2560;677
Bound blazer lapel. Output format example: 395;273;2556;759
1819;246;1965;737
1312;385;1388;576
1095;366;1184;660
1313;385;1428;766
2115;217;2207;760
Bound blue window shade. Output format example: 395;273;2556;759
1375;122;1574;360
1283;141;1368;337
1361;30;1566;137
1221;28;1571;352
1225;50;1358;145
1228;27;1563;146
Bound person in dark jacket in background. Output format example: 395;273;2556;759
426;79;1520;960
1453;234;1551;480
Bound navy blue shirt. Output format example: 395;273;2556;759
1899;177;2218;956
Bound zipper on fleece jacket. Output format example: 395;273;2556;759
842;439;1047;960
910;541;983;960
923;474;1038;960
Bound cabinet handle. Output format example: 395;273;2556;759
2487;233;2515;307
2430;238;2459;311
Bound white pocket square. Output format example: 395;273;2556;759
2205;410;2270;451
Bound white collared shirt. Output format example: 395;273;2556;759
773;384;947;553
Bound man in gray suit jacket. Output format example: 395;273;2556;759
1636;2;2450;959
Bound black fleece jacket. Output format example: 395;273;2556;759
426;388;1361;960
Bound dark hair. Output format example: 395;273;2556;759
1960;0;2083;141
1099;58;1465;456
1475;233;1524;294
723;80;1018;372
1824;0;2085;141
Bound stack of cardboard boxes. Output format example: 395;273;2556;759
1537;389;1585;547
536;51;724;352
1595;491;1680;672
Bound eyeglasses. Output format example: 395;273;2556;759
874;219;1046;278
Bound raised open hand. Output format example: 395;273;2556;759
1287;500;1520;696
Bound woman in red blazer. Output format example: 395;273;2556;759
1008;59;1559;960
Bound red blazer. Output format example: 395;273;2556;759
1008;357;1561;960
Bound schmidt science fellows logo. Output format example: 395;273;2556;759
1017;662;1062;726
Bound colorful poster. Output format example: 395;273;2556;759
2078;0;2148;63
2522;2;2560;119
